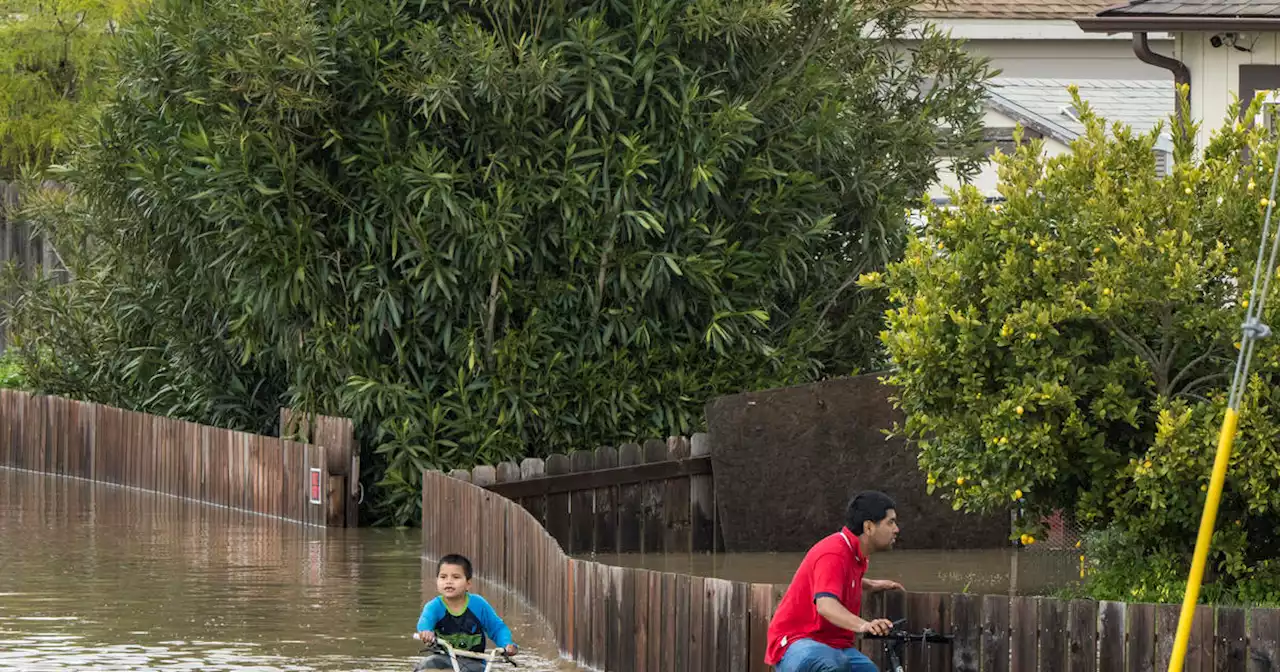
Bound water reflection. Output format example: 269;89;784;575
0;468;578;671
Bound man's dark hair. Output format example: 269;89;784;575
845;491;897;534
437;554;473;579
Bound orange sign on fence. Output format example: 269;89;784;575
309;468;322;505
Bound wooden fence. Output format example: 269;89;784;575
422;468;1280;672
455;434;721;555
281;408;359;527
0;389;356;527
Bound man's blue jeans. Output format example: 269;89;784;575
776;638;879;672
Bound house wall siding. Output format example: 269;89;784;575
962;39;1175;79
1180;31;1280;146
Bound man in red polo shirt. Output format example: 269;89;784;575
765;491;905;671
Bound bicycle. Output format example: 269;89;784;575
862;618;953;672
409;632;518;672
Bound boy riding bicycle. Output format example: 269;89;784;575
414;554;518;671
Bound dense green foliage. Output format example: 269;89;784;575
0;0;134;177
871;89;1280;603
0;350;26;389
8;0;993;525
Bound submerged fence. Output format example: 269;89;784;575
457;434;721;555
0;389;356;527
422;468;1280;672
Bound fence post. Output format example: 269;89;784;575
690;433;716;552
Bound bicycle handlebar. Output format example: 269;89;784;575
411;633;519;666
862;618;954;644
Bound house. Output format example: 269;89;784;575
1077;1;1280;146
914;0;1175;79
912;1;1179;202
929;78;1176;201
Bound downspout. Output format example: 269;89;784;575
1132;32;1191;141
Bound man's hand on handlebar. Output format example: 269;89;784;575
417;630;436;645
857;618;895;636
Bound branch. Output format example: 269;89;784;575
817;257;870;326
484;269;500;367
1177;372;1231;399
1104;319;1162;382
1158;305;1176;381
1169;342;1230;392
594;217;620;315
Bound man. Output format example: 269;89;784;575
765;490;905;672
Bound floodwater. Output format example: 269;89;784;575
0;468;581;671
582;548;1079;596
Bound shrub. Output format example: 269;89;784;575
870;87;1280;601
10;0;993;524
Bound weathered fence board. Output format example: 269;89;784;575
1250;608;1280;672
1014;596;1040;672
952;593;981;672
0;389;347;527
569;450;594;554
1099;601;1126;672
1127;603;1156;672
1217;607;1247;672
982;594;1011;672
1040;597;1069;671
641;439;667;554
617;443;643;553
1068;599;1098;672
544;453;571;547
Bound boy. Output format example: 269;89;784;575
414;554;518;670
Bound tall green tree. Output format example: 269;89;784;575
0;0;134;177
10;0;993;524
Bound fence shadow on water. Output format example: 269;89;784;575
422;469;1280;672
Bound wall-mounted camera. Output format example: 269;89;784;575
1211;32;1253;52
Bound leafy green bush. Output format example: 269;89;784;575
10;0;993;524
0;349;26;388
0;0;138;177
870;87;1280;602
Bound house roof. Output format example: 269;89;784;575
985;78;1175;152
1077;1;1280;32
917;0;1115;20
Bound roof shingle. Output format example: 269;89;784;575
1098;0;1280;17
917;0;1116;19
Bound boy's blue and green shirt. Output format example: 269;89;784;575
416;594;514;653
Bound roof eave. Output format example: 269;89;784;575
984;91;1079;146
1076;16;1280;33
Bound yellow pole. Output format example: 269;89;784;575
1166;407;1240;672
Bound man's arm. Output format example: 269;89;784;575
809;553;893;636
862;577;905;593
815;596;892;635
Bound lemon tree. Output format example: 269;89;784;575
870;88;1280;602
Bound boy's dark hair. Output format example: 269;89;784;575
437;554;473;579
845;491;897;534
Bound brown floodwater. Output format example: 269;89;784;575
580;547;1079;597
0;468;581;671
